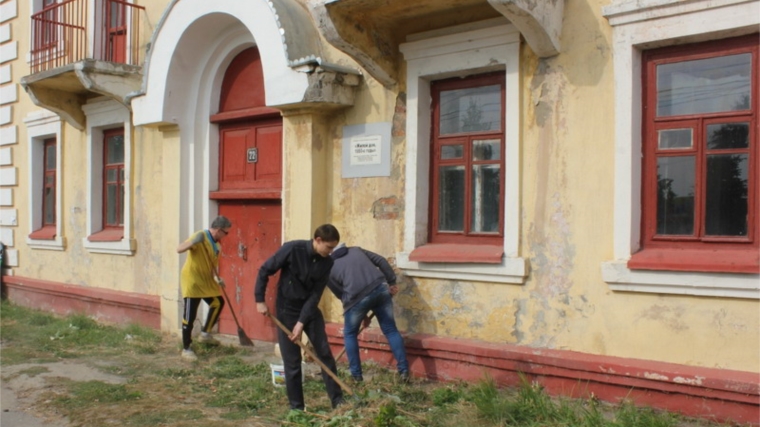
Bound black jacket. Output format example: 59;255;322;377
255;240;334;324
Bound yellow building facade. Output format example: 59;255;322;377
1;0;758;422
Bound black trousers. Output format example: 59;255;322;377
182;296;224;350
277;303;343;410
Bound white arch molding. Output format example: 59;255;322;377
129;0;319;238
132;0;320;128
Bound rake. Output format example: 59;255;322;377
219;283;255;347
267;312;356;397
334;312;375;362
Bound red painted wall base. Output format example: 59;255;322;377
326;324;760;425
3;276;160;329
2;275;757;425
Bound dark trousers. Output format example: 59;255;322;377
277;303;343;410
182;296;224;350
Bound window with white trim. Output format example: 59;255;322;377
82;97;135;255
398;19;526;284
602;0;759;299
25;110;64;250
632;35;758;274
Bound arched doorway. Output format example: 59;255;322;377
212;47;282;342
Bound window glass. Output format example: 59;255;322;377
441;145;463;159
106;133;124;164
706;122;749;149
45;144;56;169
472;139;501;160
106;183;118;225
44;187;55;224
440;85;501;135
471;164;500;233
438;165;465;232
656;54;751;117
658;129;692;150
705;154;748;236
656;156;695;235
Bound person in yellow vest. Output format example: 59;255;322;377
177;215;232;361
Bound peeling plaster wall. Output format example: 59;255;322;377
8;0;759;375
315;0;759;374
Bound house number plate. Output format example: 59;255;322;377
247;148;258;163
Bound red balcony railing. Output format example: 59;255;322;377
30;0;145;74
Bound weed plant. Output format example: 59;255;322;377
0;302;746;427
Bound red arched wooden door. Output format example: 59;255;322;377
211;47;282;342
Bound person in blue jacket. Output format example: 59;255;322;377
328;243;409;382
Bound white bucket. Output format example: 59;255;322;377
270;363;286;386
270;362;306;387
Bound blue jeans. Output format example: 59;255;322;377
343;284;409;378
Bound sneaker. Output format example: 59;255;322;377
198;333;220;346
181;349;198;361
351;375;364;383
399;371;410;383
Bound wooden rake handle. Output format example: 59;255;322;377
266;313;354;396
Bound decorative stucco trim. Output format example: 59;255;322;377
487;0;563;57
602;262;760;300
601;0;760;297
308;0;395;87
398;21;527;284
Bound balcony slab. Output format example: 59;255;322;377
21;60;141;130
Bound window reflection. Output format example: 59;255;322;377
657;156;695;235
471;164;500;233
438;165;464;232
440;85;502;135
706;154;748;236
657;53;751;117
707;122;749;150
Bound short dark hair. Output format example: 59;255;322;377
211;215;232;229
314;224;340;243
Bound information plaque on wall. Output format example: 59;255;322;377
341;122;391;178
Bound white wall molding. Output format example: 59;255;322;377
397;21;527;284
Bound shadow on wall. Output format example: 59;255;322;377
394;272;438;379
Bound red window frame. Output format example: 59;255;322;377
633;34;759;273
429;72;505;246
103;128;125;229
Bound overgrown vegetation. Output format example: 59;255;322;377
0;302;746;427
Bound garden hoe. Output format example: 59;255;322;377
267;312;358;399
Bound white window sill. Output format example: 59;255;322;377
397;252;527;284
82;237;136;255
27;236;65;251
602;261;760;300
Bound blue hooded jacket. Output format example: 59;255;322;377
328;244;396;313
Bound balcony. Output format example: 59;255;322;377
21;0;146;130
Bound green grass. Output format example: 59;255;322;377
0;301;746;427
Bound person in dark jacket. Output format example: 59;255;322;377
328;243;409;382
255;224;343;410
